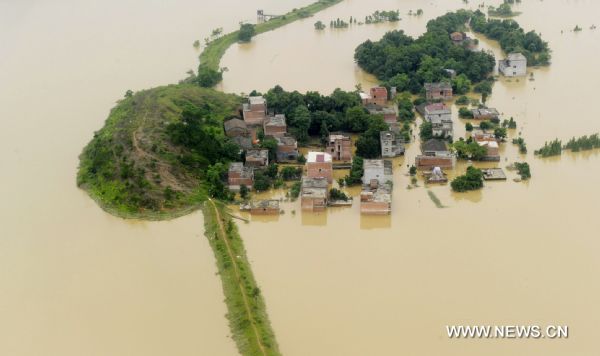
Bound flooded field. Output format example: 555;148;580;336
222;0;600;355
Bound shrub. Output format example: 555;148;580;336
451;166;484;192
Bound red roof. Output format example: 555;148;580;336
370;87;388;97
425;103;449;111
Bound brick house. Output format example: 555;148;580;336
306;151;333;183
360;159;393;215
369;87;388;106
415;139;455;169
326;134;352;161
367;104;397;124
242;96;267;126
424;82;453;101
228;162;254;191
263;114;287;137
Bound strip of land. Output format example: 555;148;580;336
199;0;344;74
203;199;280;356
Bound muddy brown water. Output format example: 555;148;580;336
2;0;600;355
221;0;600;355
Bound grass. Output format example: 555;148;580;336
199;0;344;72
427;190;445;208
203;200;281;356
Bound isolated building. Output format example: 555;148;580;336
498;52;527;77
245;149;269;168
249;200;279;215
380;131;405;158
306;151;333;183
263;114;287;137
369;87;388;106
300;177;329;212
471;107;500;121
424;82;453;101
242;96;267;126
275;136;299;162
326;134;352;161
228;162;254;191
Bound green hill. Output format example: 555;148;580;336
77;84;242;219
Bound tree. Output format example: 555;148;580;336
238;23;256;42
465;122;474;132
196;65;222;87
314;21;326;30
346;106;370;132
356;116;388;158
206;163;231;199
239;185;249;200
329;188;349;201
452;74;472;95
124;90;133;98
459;107;474;118
260;138;278;162
494;127;507;139
288;105;311;143
451;166;484;192
253;171;271;191
419;121;433;140
344;156;364;185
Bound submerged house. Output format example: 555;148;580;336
326;134;352;162
498;53;527;77
300;177;329;212
380;131;405;158
415;139;455;169
424;82;453;101
247;200;280;215
472;130;501;161
369;86;388;106
360;159;393;215
275;136;299;162
306;151;333;183
471;107;500;121
242;96;267;126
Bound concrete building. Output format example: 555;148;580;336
498;52;527;77
360;159;393;215
366;104;397;124
306;151;333;183
424;82;453;101
477;140;500;161
326;134;352;161
245;149;269;168
275;136;299;162
424;103;451;122
362;159;393;187
242;96;267;126
300;177;329;212
380;131;405;158
430;116;454;139
263;114;287;137
228;162;254;191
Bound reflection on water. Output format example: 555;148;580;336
225;0;600;355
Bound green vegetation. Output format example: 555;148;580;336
471;10;551;66
465;122;474;132
452;139;487;160
289;181;302;200
197;0;344;87
238;23;256;42
488;3;516;17
364;10;400;24
203;200;280;356
330;18;349;28
427;190;445;208
456;95;470;105
329;188;349;201
512;137;527;153
356;116;389;158
344;156;364;185
451;166;484;192
514;162;531;180
280;166;302;180
314;20;326;30
355;10;496;93
459;107;474;118
502;117;517;129
564;133;600;152
534;139;562;157
77;84;242;219
419;121;433;140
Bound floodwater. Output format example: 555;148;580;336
0;0;313;355
222;0;600;355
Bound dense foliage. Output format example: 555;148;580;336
514;162;531;180
471;10;551;66
534;139;562;157
238;23;256;42
451;166;484;192
452;139;488;160
329;188;349;201
344;156;364;185
564;134;600;152
354;10;496;93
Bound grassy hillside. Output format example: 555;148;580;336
77;84;241;219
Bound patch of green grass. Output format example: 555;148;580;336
427;190;445;208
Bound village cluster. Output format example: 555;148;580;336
224;46;528;216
